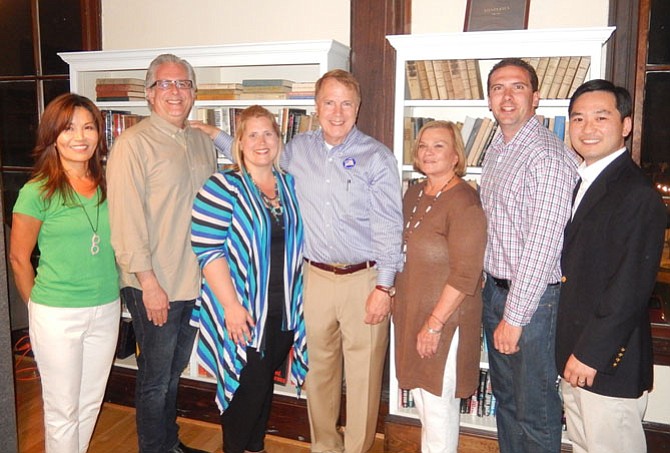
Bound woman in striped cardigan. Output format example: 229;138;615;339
190;105;307;453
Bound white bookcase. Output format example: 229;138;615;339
387;27;615;185
59;40;349;397
386;27;615;436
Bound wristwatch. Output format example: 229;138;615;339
375;285;397;297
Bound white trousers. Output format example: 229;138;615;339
29;299;120;453
560;380;648;453
411;328;460;453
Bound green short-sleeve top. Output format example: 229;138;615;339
13;180;119;307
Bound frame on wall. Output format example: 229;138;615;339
464;0;530;31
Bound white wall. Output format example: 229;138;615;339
101;0;351;49
102;0;609;50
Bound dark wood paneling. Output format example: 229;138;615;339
104;366;312;441
652;324;670;366
631;0;651;164
350;0;411;149
645;421;670;452
80;0;102;50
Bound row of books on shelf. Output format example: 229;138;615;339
101;109;145;150
404;56;590;101
406;59;484;101
94;77;316;102
398;369;496;417
195;106;318;144
524;56;591;100
403;114;570;167
196;80;315;101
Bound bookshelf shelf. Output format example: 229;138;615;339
386;26;615;444
59;39;349;393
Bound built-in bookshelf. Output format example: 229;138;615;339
388;27;615;187
59;40;348;166
386;27;615;445
58;40;349;399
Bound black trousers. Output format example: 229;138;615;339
221;315;294;453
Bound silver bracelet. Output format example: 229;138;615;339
426;326;442;335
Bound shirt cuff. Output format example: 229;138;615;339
376;267;396;288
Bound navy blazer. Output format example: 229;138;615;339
556;151;666;398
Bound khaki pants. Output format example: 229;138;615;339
560;380;648;453
304;264;389;453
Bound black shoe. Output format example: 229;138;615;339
168;442;209;453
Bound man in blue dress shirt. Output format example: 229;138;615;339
200;69;403;453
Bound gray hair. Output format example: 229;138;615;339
145;54;196;89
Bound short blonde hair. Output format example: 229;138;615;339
231;105;283;173
412;120;467;177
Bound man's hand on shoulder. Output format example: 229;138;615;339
189;120;222;140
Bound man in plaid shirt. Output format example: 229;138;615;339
480;58;580;453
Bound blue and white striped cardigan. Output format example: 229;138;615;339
190;168;307;413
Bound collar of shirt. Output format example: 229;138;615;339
149;111;188;143
577;147;627;184
572;147;627;216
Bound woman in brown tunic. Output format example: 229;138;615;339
393;120;487;453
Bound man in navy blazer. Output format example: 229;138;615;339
556;79;666;453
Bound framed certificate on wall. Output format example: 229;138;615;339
464;0;530;31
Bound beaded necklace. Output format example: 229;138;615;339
252;175;283;223
401;174;455;262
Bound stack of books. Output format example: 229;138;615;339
406;59;484;100
196;83;242;100
240;79;295;100
96;78;145;102
287;81;316;100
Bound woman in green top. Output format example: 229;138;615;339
9;93;120;453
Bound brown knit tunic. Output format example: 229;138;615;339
393;179;487;397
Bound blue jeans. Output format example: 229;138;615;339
122;287;198;453
482;277;562;453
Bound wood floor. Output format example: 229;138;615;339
15;371;385;453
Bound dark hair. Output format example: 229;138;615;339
32;93;107;203
487;58;539;93
568;79;632;118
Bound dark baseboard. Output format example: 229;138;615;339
104;365;388;443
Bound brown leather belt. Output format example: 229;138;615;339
305;259;376;275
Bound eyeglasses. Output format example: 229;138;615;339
149;79;194;90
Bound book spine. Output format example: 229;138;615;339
416;61;431;99
405;61;422;100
